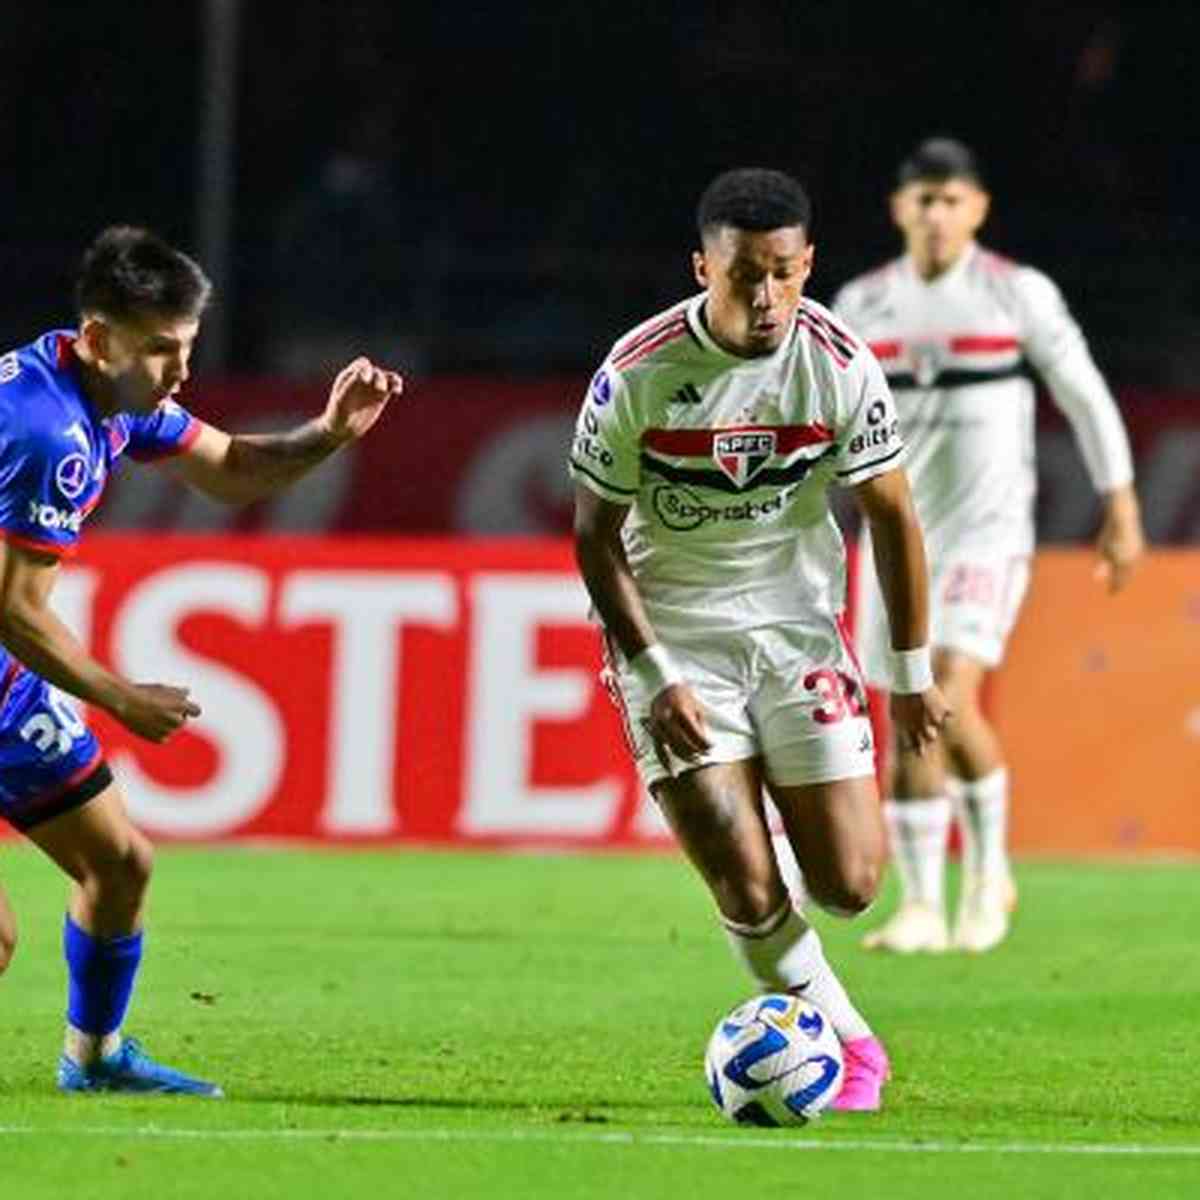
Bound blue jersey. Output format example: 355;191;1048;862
0;330;199;558
0;330;200;830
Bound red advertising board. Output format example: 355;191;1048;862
4;536;1196;854
36;535;662;847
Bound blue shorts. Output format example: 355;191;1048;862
0;662;111;832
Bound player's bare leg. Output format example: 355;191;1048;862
769;775;884;918
26;783;221;1095
933;650;1017;951
0;878;17;977
657;762;889;1110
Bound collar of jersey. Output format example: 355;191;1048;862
903;240;978;289
685;293;795;366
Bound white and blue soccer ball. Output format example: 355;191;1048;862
704;993;844;1126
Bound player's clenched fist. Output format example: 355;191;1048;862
890;687;952;756
113;683;202;743
321;356;404;443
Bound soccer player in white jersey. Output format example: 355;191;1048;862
570;168;950;1112
833;139;1145;954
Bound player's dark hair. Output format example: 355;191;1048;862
696;168;812;242
896;137;986;189
75;225;212;321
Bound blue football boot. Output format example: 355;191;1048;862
57;1037;224;1097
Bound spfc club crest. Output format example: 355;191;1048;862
909;340;944;388
713;430;776;488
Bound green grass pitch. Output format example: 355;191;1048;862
1;844;1197;1199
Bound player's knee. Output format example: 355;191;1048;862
124;834;155;895
87;834;154;905
715;874;787;929
808;859;880;918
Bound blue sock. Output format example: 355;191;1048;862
63;915;143;1039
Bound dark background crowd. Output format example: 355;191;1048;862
1;2;1196;386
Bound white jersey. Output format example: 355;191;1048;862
833;243;1133;555
568;293;902;639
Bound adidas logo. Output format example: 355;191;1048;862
668;382;702;405
859;731;873;754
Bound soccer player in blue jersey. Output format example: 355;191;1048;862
0;226;402;1095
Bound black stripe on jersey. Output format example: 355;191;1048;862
569;459;638;496
886;363;1032;390
836;444;903;478
802;305;857;360
641;446;836;494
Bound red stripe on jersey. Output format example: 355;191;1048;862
642;424;834;456
614;320;688;369
796;314;850;368
39;746;105;804
0;658;24;711
612;308;688;362
0;529;74;558
950;335;1020;354
868;340;903;360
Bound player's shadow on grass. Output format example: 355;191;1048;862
250;1092;659;1112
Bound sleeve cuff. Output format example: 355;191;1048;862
128;416;204;462
0;528;76;558
568;459;638;503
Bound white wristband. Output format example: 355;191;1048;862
628;643;684;698
890;646;933;694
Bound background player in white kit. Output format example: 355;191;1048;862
571;168;949;1110
834;139;1145;954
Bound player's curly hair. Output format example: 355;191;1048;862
696;168;812;242
75;226;212;321
896;138;986;189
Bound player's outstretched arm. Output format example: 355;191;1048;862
0;543;199;742
165;357;403;505
573;484;710;764
852;468;951;755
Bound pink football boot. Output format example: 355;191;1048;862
831;1036;891;1111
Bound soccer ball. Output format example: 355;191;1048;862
704;993;844;1126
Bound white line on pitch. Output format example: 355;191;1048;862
1;1125;1198;1156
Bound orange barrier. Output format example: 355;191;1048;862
992;549;1200;854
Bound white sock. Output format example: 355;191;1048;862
722;901;872;1042
954;767;1010;882
884;797;951;910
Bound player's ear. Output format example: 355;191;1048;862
692;249;709;289
78;315;110;365
888;189;906;232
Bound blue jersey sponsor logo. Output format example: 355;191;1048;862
590;369;612;406
55;453;90;499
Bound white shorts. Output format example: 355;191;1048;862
857;539;1032;685
600;618;877;792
